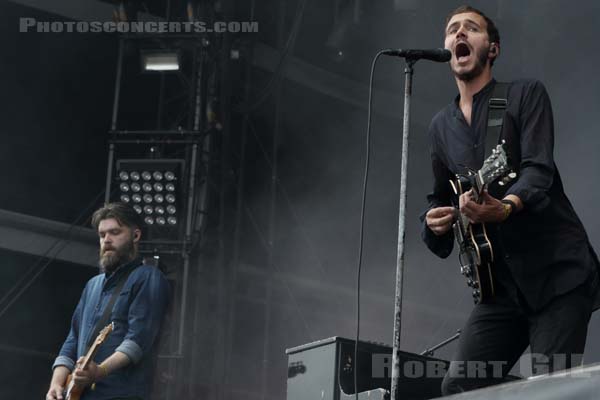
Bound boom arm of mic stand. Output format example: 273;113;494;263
420;329;462;357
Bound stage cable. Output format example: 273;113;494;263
354;50;387;400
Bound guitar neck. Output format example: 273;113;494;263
76;323;113;371
472;173;485;204
78;339;101;370
64;323;113;400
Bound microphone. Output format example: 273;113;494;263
382;48;451;63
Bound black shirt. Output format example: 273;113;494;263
421;78;600;311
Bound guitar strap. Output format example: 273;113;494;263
485;81;510;157
85;262;138;352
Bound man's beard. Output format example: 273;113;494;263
99;239;135;273
454;44;490;82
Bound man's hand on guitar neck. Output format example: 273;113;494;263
460;190;522;223
71;351;131;389
72;357;104;388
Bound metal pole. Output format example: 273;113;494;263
181;44;204;360
105;38;125;205
193;46;205;132
177;252;191;355
183;45;206;394
261;2;286;399
390;60;414;400
177;142;199;356
185;143;199;242
420;330;461;357
225;0;255;395
104;143;115;204
110;38;125;131
156;74;165;129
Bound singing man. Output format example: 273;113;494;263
422;5;600;394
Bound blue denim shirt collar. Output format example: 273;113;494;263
103;256;142;288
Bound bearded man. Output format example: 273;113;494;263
46;202;170;400
422;5;600;395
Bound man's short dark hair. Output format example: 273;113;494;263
445;5;500;65
91;202;145;233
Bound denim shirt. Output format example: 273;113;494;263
53;258;170;400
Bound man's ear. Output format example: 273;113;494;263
489;43;499;55
133;228;141;243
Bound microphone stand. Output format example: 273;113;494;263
420;330;461;357
390;58;415;400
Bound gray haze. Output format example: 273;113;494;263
250;0;600;360
242;0;600;391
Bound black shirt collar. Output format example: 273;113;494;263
452;78;497;116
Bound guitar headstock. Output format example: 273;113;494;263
478;143;516;187
95;322;114;345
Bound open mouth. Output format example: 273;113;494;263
455;42;471;62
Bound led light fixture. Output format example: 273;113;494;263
141;51;180;72
115;159;184;232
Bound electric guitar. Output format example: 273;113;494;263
64;323;114;400
450;143;515;304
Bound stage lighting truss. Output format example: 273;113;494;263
115;159;185;236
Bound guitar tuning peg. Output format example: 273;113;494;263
499;175;513;186
508;172;517;179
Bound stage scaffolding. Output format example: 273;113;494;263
103;30;218;399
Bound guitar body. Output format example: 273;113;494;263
62;323;114;400
448;144;513;304
451;176;496;304
465;222;495;303
64;374;82;400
